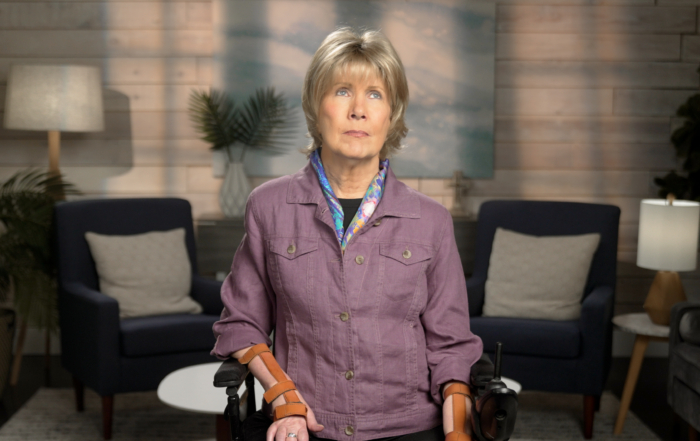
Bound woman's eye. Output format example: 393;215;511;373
370;91;382;99
336;89;349;96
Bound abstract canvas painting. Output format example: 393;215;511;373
216;0;495;178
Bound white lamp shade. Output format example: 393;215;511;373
3;64;104;132
637;199;700;271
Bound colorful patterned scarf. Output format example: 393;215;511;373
310;149;389;251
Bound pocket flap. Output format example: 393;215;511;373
379;243;433;266
269;237;319;260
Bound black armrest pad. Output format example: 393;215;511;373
214;358;248;388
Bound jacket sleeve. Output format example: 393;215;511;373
211;192;276;359
421;211;483;404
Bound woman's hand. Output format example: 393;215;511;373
267;391;324;441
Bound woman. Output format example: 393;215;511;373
212;28;483;441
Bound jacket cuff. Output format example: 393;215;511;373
431;356;473;405
211;325;272;360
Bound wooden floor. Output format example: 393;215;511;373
0;356;693;440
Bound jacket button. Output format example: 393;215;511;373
345;425;355;436
345;370;354;380
287;244;296;254
373;220;381;226
340;312;350;322
355;255;364;265
402;249;411;259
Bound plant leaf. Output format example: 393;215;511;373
188;90;239;150
237;87;297;154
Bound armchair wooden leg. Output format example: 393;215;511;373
583;395;595;439
73;377;84;412
690;424;698;441
102;395;113;440
673;413;682;441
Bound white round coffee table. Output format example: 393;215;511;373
158;362;264;440
501;377;522;394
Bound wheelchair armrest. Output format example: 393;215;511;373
214;358;249;388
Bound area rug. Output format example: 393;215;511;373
0;388;660;440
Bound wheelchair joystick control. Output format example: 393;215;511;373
470;342;518;441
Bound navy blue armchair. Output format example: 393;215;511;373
467;200;620;439
54;198;223;440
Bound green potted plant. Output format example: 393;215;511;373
654;87;700;200
188;87;296;217
0;170;77;389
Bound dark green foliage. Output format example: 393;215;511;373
188;87;296;161
656;92;700;200
0;170;78;332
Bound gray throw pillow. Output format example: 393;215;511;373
85;228;202;319
483;228;600;321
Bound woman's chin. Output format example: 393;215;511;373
326;145;381;164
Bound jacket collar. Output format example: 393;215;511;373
287;161;420;219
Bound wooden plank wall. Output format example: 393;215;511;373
0;0;699;320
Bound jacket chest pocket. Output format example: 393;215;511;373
379;242;433;302
268;237;319;299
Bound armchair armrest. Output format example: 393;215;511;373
670;302;700;350
191;275;224;315
466;277;486;317
576;285;615;393
58;282;121;395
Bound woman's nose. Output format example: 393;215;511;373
350;98;366;120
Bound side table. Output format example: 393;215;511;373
612;312;670;434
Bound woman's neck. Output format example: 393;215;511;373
320;148;379;199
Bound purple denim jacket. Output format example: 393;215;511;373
212;162;483;440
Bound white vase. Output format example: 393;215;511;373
219;161;251;218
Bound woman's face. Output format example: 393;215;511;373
317;69;391;164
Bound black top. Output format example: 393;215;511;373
338;198;363;232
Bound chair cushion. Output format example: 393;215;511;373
85;228;202;318
470;316;581;358
120;313;219;357
483;228;600;321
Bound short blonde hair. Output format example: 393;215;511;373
301;27;409;159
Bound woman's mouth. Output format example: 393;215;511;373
344;130;369;137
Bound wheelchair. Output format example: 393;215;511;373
214;343;518;441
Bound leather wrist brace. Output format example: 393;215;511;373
239;343;308;421
444;383;473;441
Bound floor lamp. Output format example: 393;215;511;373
3;64;105;189
2;64;104;385
637;197;700;326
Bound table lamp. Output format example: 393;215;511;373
3;64;104;180
637;197;700;325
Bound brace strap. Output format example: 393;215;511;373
240;344;308;421
263;380;297;404
239;343;271;364
274;402;308;420
444;383;473;441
